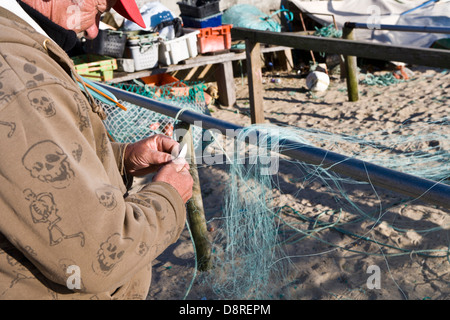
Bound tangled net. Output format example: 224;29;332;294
98;76;449;300
193;118;450;299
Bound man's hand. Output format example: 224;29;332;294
153;158;193;203
124;135;193;203
124;134;180;176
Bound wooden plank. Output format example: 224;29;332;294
178;52;238;67
231;27;450;69
245;39;265;124
109;53;237;84
109;46;293;84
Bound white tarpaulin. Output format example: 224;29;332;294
289;0;449;48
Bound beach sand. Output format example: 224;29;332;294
140;63;449;300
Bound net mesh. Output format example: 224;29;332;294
192;118;450;300
102;80;209;146
94;78;449;300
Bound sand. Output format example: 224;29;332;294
141;63;449;301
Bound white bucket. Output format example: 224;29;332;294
306;71;330;92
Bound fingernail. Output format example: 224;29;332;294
170;146;181;160
176;165;186;173
172;158;185;172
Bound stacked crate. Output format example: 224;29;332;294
158;29;200;66
178;1;232;54
178;1;222;28
124;31;160;71
79;29;160;73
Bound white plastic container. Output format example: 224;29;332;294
306;71;330;92
126;41;159;71
116;58;135;73
158;29;200;66
124;32;159;71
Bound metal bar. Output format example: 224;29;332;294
345;22;450;34
97;82;242;133
97;83;450;210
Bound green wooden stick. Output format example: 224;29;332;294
342;26;359;102
175;121;212;271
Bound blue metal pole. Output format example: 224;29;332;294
97;82;450;210
344;22;450;34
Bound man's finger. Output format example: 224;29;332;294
153;134;179;154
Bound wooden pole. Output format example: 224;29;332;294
342;26;359;102
175;121;212;271
299;12;316;64
245;38;265;124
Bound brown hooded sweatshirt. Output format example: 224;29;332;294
0;5;186;300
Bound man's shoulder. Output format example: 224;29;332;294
0;49;78;110
0;6;47;50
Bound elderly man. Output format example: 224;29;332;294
0;0;193;299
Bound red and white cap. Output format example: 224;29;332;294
113;0;146;28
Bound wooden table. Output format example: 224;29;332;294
109;45;293;107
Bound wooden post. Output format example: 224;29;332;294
277;48;294;72
174;121;212;271
342;25;359;102
245;38;265;124
215;60;236;107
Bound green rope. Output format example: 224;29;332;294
361;72;404;86
277;204;450;260
314;24;343;57
314;24;343;38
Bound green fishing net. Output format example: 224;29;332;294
102;80;209;148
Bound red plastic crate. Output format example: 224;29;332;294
140;73;189;98
141;73;180;86
197;24;232;54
